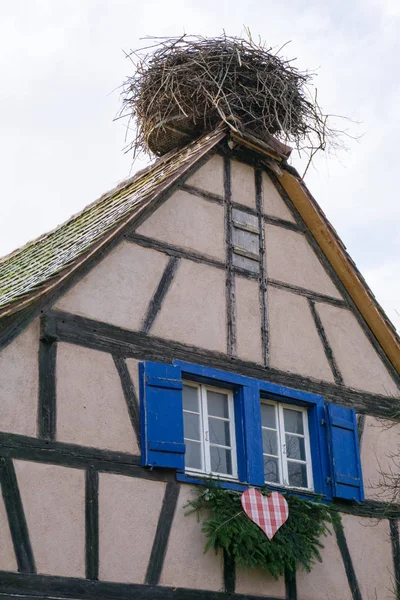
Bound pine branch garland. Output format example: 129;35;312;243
185;483;340;578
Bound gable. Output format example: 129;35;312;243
1;140;400;598
49;152;398;397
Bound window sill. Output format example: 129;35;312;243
176;471;331;501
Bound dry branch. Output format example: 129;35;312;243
120;33;339;161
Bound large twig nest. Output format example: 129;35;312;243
120;34;334;159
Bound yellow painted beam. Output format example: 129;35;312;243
279;170;400;375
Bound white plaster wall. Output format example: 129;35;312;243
152;260;227;353
342;515;394;600
360;416;400;501
316;304;399;396
297;529;351;600
265;225;342;299
99;474;165;584
160;484;223;591
235;276;263;363
185;154;225;197
0;491;17;571
137;190;225;261
0;321;39;437
262;172;296;223
14;460;85;578
55;242;168;331
56;343;138;454
268;286;335;382
231;160;256;209
235;567;285;597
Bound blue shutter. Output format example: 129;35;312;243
235;385;264;486
326;403;364;502
140;361;185;469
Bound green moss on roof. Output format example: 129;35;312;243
0;130;224;315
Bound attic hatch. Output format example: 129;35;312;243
120;33;335;167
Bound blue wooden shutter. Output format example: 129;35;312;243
235;385;264;486
326;404;364;502
140;362;185;469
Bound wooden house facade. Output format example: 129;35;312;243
0;128;399;600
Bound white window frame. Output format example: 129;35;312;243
261;400;314;491
183;381;238;480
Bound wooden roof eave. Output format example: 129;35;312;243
278;169;400;375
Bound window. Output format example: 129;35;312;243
261;401;313;491
140;360;364;502
183;383;237;478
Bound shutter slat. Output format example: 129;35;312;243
140;362;185;469
148;441;186;453
327;404;364;502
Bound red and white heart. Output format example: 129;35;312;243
241;488;289;540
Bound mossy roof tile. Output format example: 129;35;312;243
0;129;224;315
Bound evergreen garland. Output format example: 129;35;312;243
185;483;340;578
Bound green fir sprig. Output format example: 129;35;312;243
185;482;340;579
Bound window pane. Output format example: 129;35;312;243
232;253;260;273
283;408;304;435
207;391;229;418
183;412;201;441
264;457;280;484
261;403;276;429
185;441;202;470
210;446;232;475
183;385;199;413
288;462;308;488
232;228;259;256
262;428;278;456
209;417;230;446
286;434;306;460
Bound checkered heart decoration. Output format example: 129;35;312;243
241;488;289;540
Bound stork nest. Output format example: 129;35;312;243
120;34;335;160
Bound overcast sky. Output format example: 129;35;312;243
0;0;399;330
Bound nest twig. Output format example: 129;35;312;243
119;33;340;164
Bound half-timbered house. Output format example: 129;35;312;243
0;127;399;600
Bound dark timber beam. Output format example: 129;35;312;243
284;566;297;600
180;184;224;205
0;571;286;600
390;519;400;600
127;233;226;271
333;519;362;600
308;299;344;386
0;458;36;574
85;467;99;580
38;319;57;441
223;550;236;594
224;157;236;356
44;310;400;420
113;356;141;449
141;256;180;334
268;279;348;308
145;482;180;585
256;168;269;367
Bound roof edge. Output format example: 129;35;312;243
278;168;400;375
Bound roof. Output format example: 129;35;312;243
0;126;399;373
0;128;225;317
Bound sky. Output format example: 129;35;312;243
0;0;399;330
